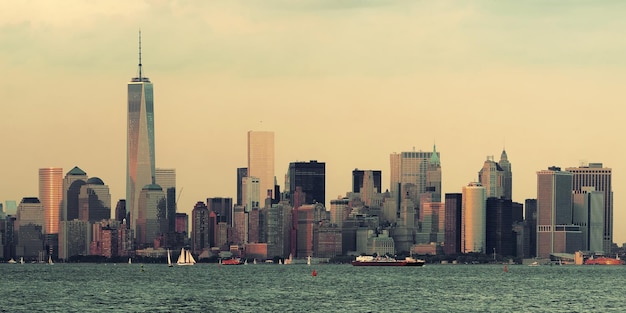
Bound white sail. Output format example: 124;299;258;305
128;258;132;264
48;255;54;265
167;249;173;267
307;256;311;266
177;248;195;266
20;257;24;265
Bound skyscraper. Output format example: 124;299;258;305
247;131;274;201
287;160;326;206
127;32;156;237
136;184;165;247
566;163;612;253
536;167;582;258
156;168;176;233
389;146;440;208
236;167;248;206
352;169;382;194
462;182;486;253
478;156;504;199
39;167;63;234
499;150;512;200
78;177;111;223
444;193;462;255
62;166;88;221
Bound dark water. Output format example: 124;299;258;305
1;263;624;312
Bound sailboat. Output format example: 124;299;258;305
48;255;54;265
176;248;196;266
128;258;132;264
20;257;25;265
307;256;311;266
167;249;173;267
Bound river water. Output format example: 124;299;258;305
0;262;623;312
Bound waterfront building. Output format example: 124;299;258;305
572;187;604;252
525;199;537;258
485;197;513;257
536;167;582;258
462;182;486;253
127;33;157;239
247;131;275;202
59;219;91;260
136;184;165;248
38;167;63;234
566;163;612;253
444;193;463;255
296;203;325;258
191;201;209;254
287;160;326;206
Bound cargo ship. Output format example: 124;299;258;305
351;255;425;267
584;254;624;265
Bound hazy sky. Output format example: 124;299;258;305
2;1;626;243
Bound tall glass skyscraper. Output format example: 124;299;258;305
247;131;274;201
127;32;156;237
39;167;63;234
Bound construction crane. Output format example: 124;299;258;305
176;187;184;209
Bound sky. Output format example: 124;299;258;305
1;1;626;243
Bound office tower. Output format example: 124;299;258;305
499;150;512;200
136;184;165;247
78;177;111;223
191;201;209;254
247;131;275;202
127;32;157;238
233;205;247;244
59;219;91;260
536;167;582;258
207;197;233;226
329;198;349;226
572;187;604;252
389;146;440;209
175;213;188;235
352;169;382;194
525;199;537;258
485;197;513;257
296;203;325;257
416;202;445;245
287;160;326;206
236;168;248;206
426;145;442;203
62;166;88;221
115;200;127;223
243;176;261;213
566;163;612;253
5;200;17;215
478;156;504;199
156;168;176;232
248;207;260;243
444;193;463;255
39;168;63;234
16;197;45;259
462;182;486;253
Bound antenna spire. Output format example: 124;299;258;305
138;30;143;80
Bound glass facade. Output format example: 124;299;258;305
247;131;274;202
127;78;156;238
38;167;63;234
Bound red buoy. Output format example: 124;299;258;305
312;269;317;277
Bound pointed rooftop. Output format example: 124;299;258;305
429;144;440;165
500;149;508;162
67;166;87;176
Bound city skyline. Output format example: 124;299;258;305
2;2;626;243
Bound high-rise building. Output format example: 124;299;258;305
287;160;326;206
39;167;63;234
352;169;382;194
78;177;111;223
62;166;88;221
207;197;233;227
247;131;274;202
4;200;17;216
485;197;513;257
136;184;165;247
499;150;512;200
389;146;440;209
444;193;463;255
566;163;612;253
242;176;261;213
525;199;537;258
191;201;209;254
127;32;156;238
572;187;604;252
536;167;582;258
462;182;486;253
155;168;176;233
236;167;248;206
478;156;504;199
115;200;127;223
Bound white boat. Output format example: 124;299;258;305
20;257;25;265
176;248;196;266
167;249;173;267
529;261;539;267
253;259;257;265
307;256;311;266
48;255;54;265
128;258;132;264
7;258;17;264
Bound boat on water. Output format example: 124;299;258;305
20;257;25;265
528;261;540;267
584;254;624;265
48;255;54;265
7;258;17;264
351;255;426;267
307;256;311;266
177;248;196;266
167;249;173;267
128;258;132;264
221;258;243;265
